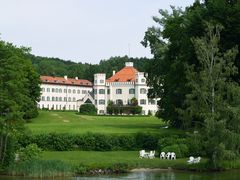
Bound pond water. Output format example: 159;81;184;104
1;170;239;180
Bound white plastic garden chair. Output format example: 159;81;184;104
187;156;194;164
160;152;165;159
148;150;155;159
166;152;171;160
139;150;145;158
193;157;201;164
171;152;176;160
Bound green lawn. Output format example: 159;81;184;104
42;151;204;169
26;111;179;135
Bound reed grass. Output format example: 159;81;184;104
8;159;72;177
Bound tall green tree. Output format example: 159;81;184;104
0;40;41;119
0;40;41;167
182;23;240;167
143;0;240;128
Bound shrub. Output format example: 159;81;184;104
18;144;42;161
131;106;142;115
135;133;158;150
157;135;187;151
79;104;97;115
161;144;189;158
185;134;204;157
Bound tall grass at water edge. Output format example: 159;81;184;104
8;159;72;177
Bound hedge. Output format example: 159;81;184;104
17;132;159;151
17;133;192;158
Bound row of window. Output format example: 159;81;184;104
41;96;76;102
94;79;105;84
94;88;147;95
95;99;156;105
98;109;157;115
41;88;88;94
39;104;76;110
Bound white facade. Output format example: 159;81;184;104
38;62;159;115
93;62;159;115
38;76;92;111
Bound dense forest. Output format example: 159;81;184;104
29;54;149;81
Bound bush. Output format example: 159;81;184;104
185;134;204;157
18;144;42;161
157;135;187;152
79;104;97;115
136;133;158;150
162;144;189;158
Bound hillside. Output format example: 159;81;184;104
29;54;150;81
27;111;169;135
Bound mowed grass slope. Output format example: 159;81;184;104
27;111;174;135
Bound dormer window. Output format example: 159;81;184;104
127;79;131;82
115;78;119;82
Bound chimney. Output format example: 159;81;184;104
113;70;116;75
75;77;78;80
64;75;68;80
125;62;133;67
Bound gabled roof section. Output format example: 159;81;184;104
106;66;138;83
40;76;92;87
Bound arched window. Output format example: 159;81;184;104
140;88;147;94
68;97;71;102
73;89;76;94
116;99;123;106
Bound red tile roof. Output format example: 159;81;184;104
40;76;92;87
106;66;138;82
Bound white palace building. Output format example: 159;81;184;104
38;62;158;115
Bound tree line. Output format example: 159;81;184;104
29;55;149;81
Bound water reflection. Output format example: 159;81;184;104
1;170;240;180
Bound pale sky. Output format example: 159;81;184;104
0;0;195;64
